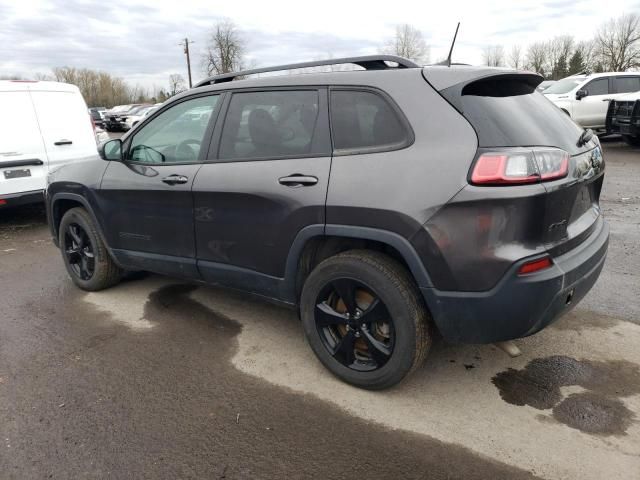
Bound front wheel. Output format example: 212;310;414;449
300;250;432;390
59;207;122;291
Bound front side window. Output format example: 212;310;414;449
330;89;409;152
219;90;320;160
615;76;640;94
127;95;219;164
584;78;609;96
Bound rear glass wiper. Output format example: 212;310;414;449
578;128;594;147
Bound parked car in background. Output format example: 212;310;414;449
124;105;158;130
46;57;607;389
0;80;97;208
104;104;152;132
544;72;640;131
88;107;107;128
606;90;640;146
537;80;556;92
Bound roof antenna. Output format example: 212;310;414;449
443;22;460;67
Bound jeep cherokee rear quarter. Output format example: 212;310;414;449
46;57;608;389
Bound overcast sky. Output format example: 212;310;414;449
2;0;639;91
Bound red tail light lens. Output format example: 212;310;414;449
518;256;553;275
471;148;569;186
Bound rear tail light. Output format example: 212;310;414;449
518;256;553;275
471;148;568;186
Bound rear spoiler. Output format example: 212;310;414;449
422;69;543;113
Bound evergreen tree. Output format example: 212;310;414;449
568;50;585;75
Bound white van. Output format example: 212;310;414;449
543;72;640;131
0;81;97;207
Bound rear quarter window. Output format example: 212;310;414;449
329;89;412;154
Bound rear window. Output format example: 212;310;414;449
457;76;585;154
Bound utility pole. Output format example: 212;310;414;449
179;38;195;88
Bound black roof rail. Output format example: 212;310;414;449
193;55;420;88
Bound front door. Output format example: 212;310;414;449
193;88;331;298
573;77;611;128
97;94;221;278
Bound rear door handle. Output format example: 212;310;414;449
278;174;318;187
54;139;73;146
162;174;189;185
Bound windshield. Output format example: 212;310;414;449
544;78;584;94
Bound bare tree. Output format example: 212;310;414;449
483;45;505;67
51;66;142;107
168;74;186;96
508;45;524;69
384;24;430;64
595;13;640;71
545;36;574;79
526;42;547;75
203;19;246;75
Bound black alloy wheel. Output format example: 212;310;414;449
63;222;95;281
315;278;395;372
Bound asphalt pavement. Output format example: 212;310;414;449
1;139;639;479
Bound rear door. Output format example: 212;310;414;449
29;87;97;170
0;87;48;196
193;88;331;296
573;77;611;128
97;94;222;278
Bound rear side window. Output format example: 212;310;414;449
219;90;321;160
584;78;609;96
330;90;410;153
615;76;640;94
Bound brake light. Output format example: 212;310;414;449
471;148;568;185
518;256;553;275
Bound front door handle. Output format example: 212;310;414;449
162;174;189;185
54;139;73;146
278;174;318;187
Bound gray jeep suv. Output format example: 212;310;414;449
46;56;608;389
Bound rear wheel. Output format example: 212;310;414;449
622;134;640;146
59;207;121;291
300;250;432;390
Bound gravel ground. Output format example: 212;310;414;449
0;139;639;479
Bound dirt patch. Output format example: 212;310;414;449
492;355;640;435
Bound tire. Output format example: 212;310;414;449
300;250;432;390
58;207;121;291
622;135;640;146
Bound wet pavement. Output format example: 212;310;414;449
1;140;639;479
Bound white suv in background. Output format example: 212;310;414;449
0;81;97;208
544;72;640;131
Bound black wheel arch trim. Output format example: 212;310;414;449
282;224;434;302
49;193;126;269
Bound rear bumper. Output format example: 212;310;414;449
422;216;609;344
0;189;44;208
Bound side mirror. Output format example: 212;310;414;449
576;89;588;100
99;139;122;161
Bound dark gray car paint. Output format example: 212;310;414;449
46;65;608;344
